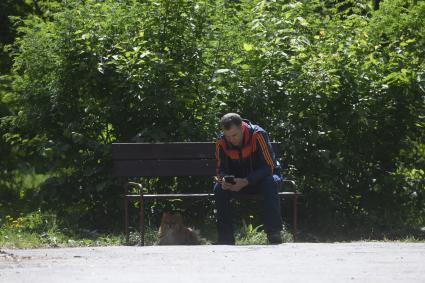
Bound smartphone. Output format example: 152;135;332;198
224;175;236;185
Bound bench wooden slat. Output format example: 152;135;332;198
113;160;216;177
112;142;216;160
112;142;281;160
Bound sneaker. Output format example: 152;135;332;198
267;231;282;244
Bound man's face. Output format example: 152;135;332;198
223;125;244;147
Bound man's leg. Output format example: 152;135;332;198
257;175;283;243
213;183;235;245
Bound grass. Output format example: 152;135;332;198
235;220;294;245
0;229;124;249
2;211;423;248
0;211;124;248
0;211;297;248
296;223;425;243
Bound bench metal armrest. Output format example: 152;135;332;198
282;179;298;191
124;182;144;195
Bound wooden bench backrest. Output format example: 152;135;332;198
112;142;280;177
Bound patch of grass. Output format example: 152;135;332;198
378;235;425;243
1;211;300;247
235;219;294;245
0;211;124;248
297;224;425;243
0;228;125;248
127;227;159;246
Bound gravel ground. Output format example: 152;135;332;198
1;242;424;283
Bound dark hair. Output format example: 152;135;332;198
220;113;242;130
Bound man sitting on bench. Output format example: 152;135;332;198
214;113;283;245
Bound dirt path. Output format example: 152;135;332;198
1;242;424;282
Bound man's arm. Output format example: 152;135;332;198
245;132;275;186
215;140;228;179
215;140;243;191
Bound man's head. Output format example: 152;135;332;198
220;113;244;147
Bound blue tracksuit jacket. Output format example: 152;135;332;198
215;119;281;186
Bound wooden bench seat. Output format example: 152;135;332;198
112;142;301;245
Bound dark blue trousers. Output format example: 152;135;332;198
213;175;283;244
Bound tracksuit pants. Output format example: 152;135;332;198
213;175;283;244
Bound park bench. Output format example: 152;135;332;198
111;142;302;245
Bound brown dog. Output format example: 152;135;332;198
158;212;200;245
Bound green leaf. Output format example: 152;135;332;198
243;43;254;51
215;69;230;74
231;58;243;65
81;33;90;40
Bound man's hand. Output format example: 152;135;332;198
223;178;248;192
221;181;233;190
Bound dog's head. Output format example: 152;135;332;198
160;212;184;231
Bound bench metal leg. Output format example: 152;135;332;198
125;196;129;244
139;194;145;246
293;194;298;242
124;182;144;245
